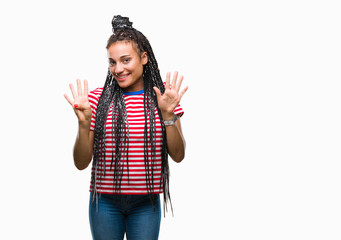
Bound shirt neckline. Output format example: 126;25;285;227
123;89;144;95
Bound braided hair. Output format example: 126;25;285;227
91;15;172;214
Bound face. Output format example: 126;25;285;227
108;41;148;92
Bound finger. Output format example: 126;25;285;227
84;79;89;97
175;75;184;92
179;86;189;99
77;79;82;96
165;72;171;90
153;87;161;100
171;71;178;90
69;83;77;100
64;94;74;106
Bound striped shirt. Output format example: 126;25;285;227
88;88;184;194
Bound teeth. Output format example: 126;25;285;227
117;75;128;79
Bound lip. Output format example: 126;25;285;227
115;74;129;81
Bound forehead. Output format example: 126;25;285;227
107;41;139;58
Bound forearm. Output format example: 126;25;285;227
73;122;93;170
164;115;186;163
153;71;188;162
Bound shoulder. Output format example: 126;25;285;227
88;87;103;107
89;87;103;99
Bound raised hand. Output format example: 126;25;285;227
153;71;188;120
64;79;92;123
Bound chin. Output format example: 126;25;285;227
116;80;129;88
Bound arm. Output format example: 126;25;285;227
164;117;186;162
64;79;94;170
73;123;94;170
154;71;188;163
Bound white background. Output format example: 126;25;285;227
1;0;341;239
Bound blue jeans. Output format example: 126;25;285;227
89;193;161;240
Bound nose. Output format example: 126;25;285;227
114;62;124;75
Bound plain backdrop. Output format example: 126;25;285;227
1;0;341;239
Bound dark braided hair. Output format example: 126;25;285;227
91;15;172;214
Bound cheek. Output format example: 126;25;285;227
126;63;140;74
109;66;115;74
133;62;144;73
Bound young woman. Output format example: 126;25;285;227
64;15;188;240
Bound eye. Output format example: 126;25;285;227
108;60;115;67
123;58;131;63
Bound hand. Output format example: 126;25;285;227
153;71;188;120
64;79;92;124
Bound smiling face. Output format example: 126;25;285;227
108;41;148;92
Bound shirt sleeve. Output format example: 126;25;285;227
174;104;184;117
88;88;102;131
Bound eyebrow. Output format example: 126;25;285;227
108;55;131;60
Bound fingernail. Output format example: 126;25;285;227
74;104;78;108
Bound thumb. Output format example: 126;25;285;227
153;87;161;100
73;101;79;109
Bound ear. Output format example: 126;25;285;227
141;51;148;65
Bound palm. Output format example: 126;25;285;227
154;72;188;118
64;79;92;123
157;89;182;114
74;95;92;122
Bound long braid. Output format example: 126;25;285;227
92;69;129;199
92;15;172;214
92;69;113;201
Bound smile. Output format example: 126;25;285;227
115;74;129;81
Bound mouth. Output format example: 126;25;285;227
115;74;129;81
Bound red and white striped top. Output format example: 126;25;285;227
88;88;184;195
